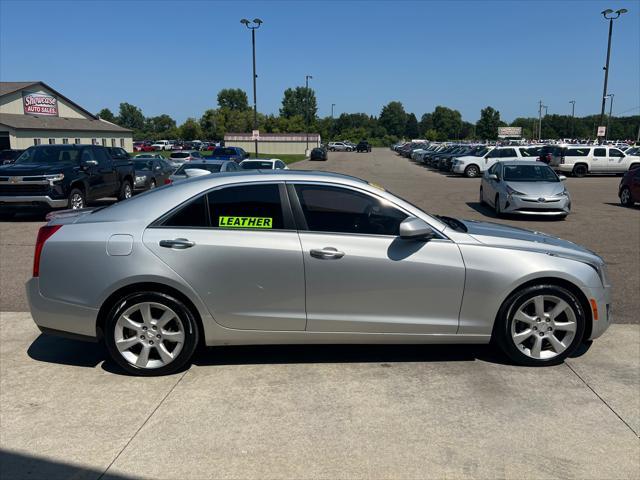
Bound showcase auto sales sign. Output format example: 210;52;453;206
23;91;58;116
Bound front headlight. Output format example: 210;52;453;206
45;173;64;183
554;189;569;197
135;175;146;184
506;185;525;197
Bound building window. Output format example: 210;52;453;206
75;138;81;144
62;138;69;144
111;138;116;147
48;138;55;145
33;138;41;145
101;138;106;146
120;138;125;148
92;138;97;145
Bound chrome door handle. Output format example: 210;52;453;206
310;247;345;259
159;238;195;249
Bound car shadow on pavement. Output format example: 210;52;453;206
465;202;565;222
27;334;106;368
604;202;639;210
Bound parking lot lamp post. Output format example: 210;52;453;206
331;103;335;142
599;9;627;134
604;94;614;140
569;100;576;138
305;75;313;152
240;18;263;158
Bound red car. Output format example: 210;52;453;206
619;166;640;207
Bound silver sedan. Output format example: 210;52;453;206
28;171;610;375
480;161;571;217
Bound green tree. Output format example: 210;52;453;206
217;88;249;111
404;113;419;139
146;114;176;134
117;102;145;131
431;106;462;140
98;108;115;123
280;87;317;121
378;101;407;137
179;118;202;141
475;106;502;140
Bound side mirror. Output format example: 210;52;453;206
399;217;436;241
489;174;499;181
558;175;567;181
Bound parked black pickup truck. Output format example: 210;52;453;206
0;145;135;217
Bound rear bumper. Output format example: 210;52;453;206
0;195;67;208
26;278;99;340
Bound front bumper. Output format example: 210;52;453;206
502;195;571;216
0;195;67;208
583;283;613;340
452;164;468;174
26;278;99;340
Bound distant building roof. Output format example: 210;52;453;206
225;132;320;141
0;113;132;133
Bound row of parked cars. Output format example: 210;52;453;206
0;145;289;218
392;141;640;216
133;140;222;152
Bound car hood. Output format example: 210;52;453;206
460;219;603;265
504;181;565;196
0;163;75;176
454;155;482;163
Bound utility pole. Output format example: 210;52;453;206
599;9;627;137
240;18;263;158
537;100;547;141
605;94;614;140
569;100;576;139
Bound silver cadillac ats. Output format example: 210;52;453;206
27;170;611;375
480;161;571;217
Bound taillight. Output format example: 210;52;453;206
164;178;172;185
33;225;62;277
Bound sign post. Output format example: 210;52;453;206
497;127;522;139
597;126;607;137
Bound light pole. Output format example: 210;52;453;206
305;75;313;152
331;103;335;118
604;94;614;140
240;18;263;158
537;100;548;141
599;9;627;133
569;100;576;139
330;103;336;143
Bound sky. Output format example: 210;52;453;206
1;0;639;124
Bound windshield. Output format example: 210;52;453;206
15;146;80;164
212;147;237;156
174;163;222;174
134;160;153;170
170;152;190;159
503;164;558;182
474;147;489;156
242;161;273;169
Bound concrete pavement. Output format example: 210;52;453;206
0;312;638;479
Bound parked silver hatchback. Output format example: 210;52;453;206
27;171;610;375
480;161;571;217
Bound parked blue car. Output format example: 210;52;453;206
208;147;250;163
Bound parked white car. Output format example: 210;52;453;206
556;146;640;177
451;146;530;178
240;159;289;170
151;140;171;151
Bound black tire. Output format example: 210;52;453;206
149;179;157;190
104;291;200;376
494;194;502;217
479;187;485;205
118;180;133;201
493;284;586;366
465;164;480;178
572;164;588;178
620;186;634;207
68;187;85;210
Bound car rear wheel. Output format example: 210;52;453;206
620;186;633;207
149;179;157;189
104;292;199;376
464;165;480;178
68;188;85;210
572;164;587;177
479;187;485;204
118;181;133;200
494;194;502;217
494;285;585;366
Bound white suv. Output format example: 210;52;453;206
451;146;532;178
151;140;171;151
328;142;353;152
556;146;640;177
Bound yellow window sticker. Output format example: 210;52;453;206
218;216;273;229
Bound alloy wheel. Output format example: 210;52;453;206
510;295;577;360
71;193;84;209
114;302;185;369
620;188;631;206
124;184;133;198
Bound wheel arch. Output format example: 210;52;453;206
96;281;206;346
492;276;593;341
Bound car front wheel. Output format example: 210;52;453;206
464;165;480;178
494;284;585;366
118;181;133;200
104;292;200;376
68;188;85;210
620;187;633;207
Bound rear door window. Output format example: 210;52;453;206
566;148;590;156
500;148;517;157
594;148;607;157
208;184;285;230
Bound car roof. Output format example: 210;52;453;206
498;160;548;166
178;159;227;165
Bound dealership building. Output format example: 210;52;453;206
224;132;321;155
0;82;132;151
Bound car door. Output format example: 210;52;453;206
483;163;499;202
79;148;105;199
608;148;626;172
143;182;306;331
288;182;465;334
592;147;607;172
483;148;502;170
93;147;119;196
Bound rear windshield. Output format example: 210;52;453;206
175;163;222;174
170;152;190;159
242;161;273;169
14;146;80;164
503;164;558;182
212;148;237;156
